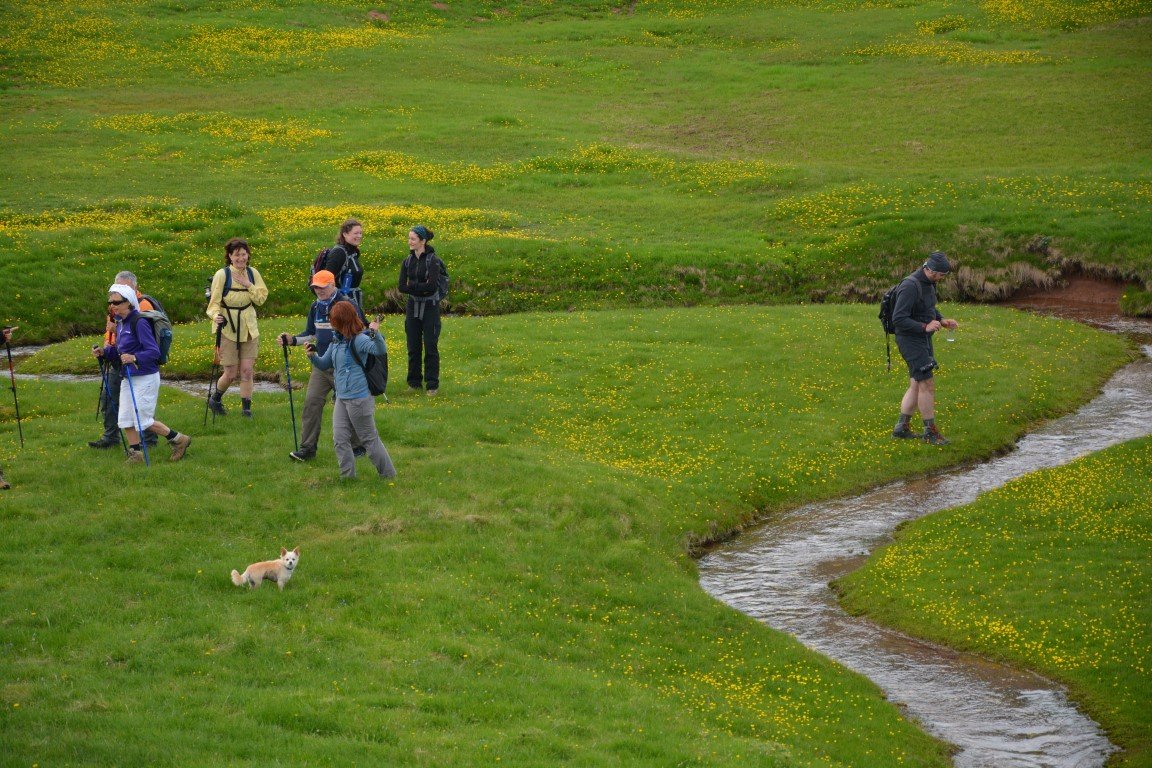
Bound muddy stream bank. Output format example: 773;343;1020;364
699;299;1152;768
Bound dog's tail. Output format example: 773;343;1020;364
230;569;246;587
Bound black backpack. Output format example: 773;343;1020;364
311;246;358;288
432;254;449;302
348;335;388;398
878;278;921;371
311;248;332;276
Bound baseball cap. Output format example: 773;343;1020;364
310;270;336;288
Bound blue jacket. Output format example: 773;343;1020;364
292;292;362;356
104;310;161;376
310;330;386;400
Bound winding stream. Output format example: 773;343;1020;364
699;319;1152;767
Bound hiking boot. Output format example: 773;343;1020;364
242;408;252;418
353;446;367;458
0;472;9;490
88;435;119;449
125;450;146;464
290;446;316;462
923;429;951;446
891;427;918;439
208;397;227;416
169;433;191;461
427;388;438;397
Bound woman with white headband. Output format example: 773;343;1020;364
93;284;192;464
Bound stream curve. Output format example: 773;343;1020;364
699;331;1152;767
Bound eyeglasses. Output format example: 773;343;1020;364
108;299;128;305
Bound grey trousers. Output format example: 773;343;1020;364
332;396;396;479
301;367;360;452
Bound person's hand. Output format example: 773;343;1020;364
279;333;292;347
215;314;226;327
368;320;380;333
1;326;13;343
91;345;103;359
925;320;943;333
120;353;136;365
304;343;316;355
944;319;959;330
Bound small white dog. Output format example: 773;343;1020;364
231;547;300;591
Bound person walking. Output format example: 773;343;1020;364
89;271;157;450
94;285;191;463
279;270;365;462
205;238;268;418
397;225;443;396
891;251;959;446
306;301;396;480
320;219;366;310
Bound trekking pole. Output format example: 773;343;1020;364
98;355;129;456
204;325;222;427
4;341;25;449
282;342;299;453
123;365;150;467
97;358;108;420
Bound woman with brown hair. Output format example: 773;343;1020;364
206;237;268;417
306;301;396;479
320;218;365;309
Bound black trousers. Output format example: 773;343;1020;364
405;300;441;390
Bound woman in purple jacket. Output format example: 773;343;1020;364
93;284;192;464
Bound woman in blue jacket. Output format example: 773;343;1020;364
307;301;396;479
94;284;192;463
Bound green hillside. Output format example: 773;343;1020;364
2;0;1151;342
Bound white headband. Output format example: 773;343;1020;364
108;283;140;311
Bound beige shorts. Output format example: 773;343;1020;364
220;337;259;366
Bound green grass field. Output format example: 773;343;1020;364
837;435;1152;767
3;0;1151;764
0;305;1133;766
2;0;1151;342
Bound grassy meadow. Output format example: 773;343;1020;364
3;0;1152;765
0;305;1135;766
2;0;1152;342
837;435;1152;767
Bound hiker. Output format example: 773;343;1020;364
306;301;396;480
319;219;365;309
94;285;191;463
891;251;959;446
279;270;365;462
89;271;158;450
206;237;268;417
397;225;442;396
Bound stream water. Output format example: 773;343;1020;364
699;312;1152;768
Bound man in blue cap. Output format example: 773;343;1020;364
890;251;959;445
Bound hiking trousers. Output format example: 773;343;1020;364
332;396;396;479
300;367;361;452
405;299;441;390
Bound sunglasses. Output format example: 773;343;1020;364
108;298;128;305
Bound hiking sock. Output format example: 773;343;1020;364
164;429;180;442
211;391;223;403
895;413;912;430
923;418;938;434
241;398;252;413
129;443;143;452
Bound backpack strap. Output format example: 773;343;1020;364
347;336;368;372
